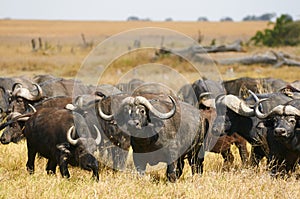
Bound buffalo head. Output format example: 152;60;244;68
98;95;176;136
255;100;300;139
211;94;254;136
0;112;32;144
65;125;101;180
9;83;43;114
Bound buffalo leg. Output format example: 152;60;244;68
176;158;185;179
250;146;265;167
221;149;234;164
26;147;37;175
167;162;178;183
112;147;128;171
46;159;57;175
189;147;204;175
132;153;146;176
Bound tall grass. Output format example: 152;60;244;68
1;142;300;199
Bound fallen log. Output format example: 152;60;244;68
155;40;244;58
217;51;300;67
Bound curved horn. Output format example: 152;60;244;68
97;102;113;121
254;99;284;119
12;83;23;92
198;92;215;108
13;84;42;101
74;96;83;108
93;125;102;145
248;89;264;112
28;104;36;113
121;96;135;105
284;105;300;117
0;121;13;131
67;126;78;146
199;92;211;99
223;95;254;117
31;83;43;99
135;95;176;119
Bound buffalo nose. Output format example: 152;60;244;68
0;137;8;145
128;120;140;128
6;108;12;113
274;128;287;137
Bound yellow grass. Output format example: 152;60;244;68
0;20;300;198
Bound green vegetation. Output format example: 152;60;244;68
250;15;300;46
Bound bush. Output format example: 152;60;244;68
250;14;300;46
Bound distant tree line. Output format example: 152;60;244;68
127;13;294;22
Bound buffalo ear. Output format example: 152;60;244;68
95;91;106;98
56;143;71;154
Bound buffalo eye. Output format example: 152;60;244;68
140;109;145;115
17;98;23;104
12;123;18;128
288;118;296;125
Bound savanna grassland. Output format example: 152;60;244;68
0;20;300;199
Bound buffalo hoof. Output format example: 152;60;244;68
167;172;177;183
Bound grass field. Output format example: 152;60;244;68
0;20;300;199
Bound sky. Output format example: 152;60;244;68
1;0;299;21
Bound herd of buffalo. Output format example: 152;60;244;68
0;74;299;182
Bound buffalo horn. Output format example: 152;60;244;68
223;95;254;117
28;104;36;113
74;96;83;108
31;84;43;99
12;83;23;92
93;125;102;145
135;95;176;119
199;92;215;108
254;99;284;119
0;121;13;131
67;126;78;146
284;105;300;116
248;89;264;112
97;102;113;121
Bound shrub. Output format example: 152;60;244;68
250;14;300;46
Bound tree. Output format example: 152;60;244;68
220;17;233;22
249;14;299;46
165;18;173;22
197;17;208;22
127;16;139;21
243;13;276;21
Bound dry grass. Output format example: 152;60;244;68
1;20;300;198
1;142;300;199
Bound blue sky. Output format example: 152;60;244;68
1;0;299;21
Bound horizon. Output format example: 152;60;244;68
1;0;299;22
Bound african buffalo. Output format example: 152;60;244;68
223;77;287;99
69;91;131;171
99;85;205;182
0;76;33;121
178;80;249;166
255;99;300;176
211;94;268;166
0;96;72;144
24;108;101;180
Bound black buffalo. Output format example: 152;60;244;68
178;80;249;165
69;91;131;171
255;99;300;176
99;85;205;182
0;76;33;121
24;108;101;180
0;96;72;144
